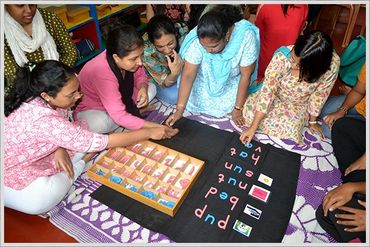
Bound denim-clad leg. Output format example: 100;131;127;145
155;83;179;105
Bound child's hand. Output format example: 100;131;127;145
137;86;149;108
54;147;74;179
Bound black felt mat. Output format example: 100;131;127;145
90;117;301;242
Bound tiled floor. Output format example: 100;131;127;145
4;207;77;243
3;4;366;243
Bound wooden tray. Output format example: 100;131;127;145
87;140;204;216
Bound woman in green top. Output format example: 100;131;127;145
4;4;77;88
142;15;189;104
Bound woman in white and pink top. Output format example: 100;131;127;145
4;60;178;215
75;25;162;134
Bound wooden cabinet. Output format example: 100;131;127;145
45;4;146;68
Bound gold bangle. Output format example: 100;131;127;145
234;105;242;111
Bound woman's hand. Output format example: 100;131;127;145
240;126;257;145
137;86;149;108
166;50;183;76
336;200;366;232
308;122;324;139
165;109;183;127
323;110;346;129
54;147;74;179
149;125;179;140
231;108;245;126
322;183;355;216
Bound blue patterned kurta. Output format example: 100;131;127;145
180;20;260;117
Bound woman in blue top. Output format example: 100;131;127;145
165;5;261;127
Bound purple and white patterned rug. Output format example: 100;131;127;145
47;98;341;243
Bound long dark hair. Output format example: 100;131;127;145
197;8;235;41
147;15;180;53
211;5;243;23
294;31;333;83
187;4;207;30
5;60;75;117
106;25;144;117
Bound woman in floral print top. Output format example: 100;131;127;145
240;31;340;145
4;60;178;215
142;15;189;104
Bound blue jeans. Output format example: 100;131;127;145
155;83;178;105
319;95;365;139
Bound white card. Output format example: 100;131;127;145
244;204;262;220
258;173;273;187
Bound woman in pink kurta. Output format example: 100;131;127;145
75;25;161;134
240;31;340;144
75;50;149;130
4;60;178;215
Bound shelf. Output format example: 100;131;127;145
67;17;94;31
100;23;146;50
75;49;102;67
98;4;135;21
57;4;146;68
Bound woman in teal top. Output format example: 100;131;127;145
142;15;189;104
165;5;261;126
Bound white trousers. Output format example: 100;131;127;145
4;153;87;215
77;82;157;134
